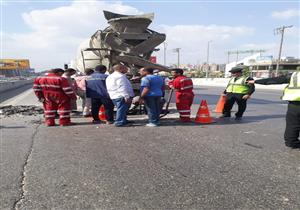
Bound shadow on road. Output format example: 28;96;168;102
213;114;285;125
192;94;285;106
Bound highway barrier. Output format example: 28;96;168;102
0;79;33;93
192;78;287;90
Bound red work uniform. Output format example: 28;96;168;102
169;76;194;122
33;73;77;126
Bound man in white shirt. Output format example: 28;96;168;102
106;64;134;127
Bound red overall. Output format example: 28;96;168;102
33;73;77;126
169;76;194;122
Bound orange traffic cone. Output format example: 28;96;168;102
98;105;106;121
195;100;213;124
214;95;226;113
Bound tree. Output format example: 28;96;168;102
242;66;250;77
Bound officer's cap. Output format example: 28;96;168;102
229;66;244;73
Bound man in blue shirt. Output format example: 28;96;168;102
139;67;164;127
86;65;114;124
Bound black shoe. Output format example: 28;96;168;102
235;116;242;121
125;120;135;124
115;123;132;127
92;120;102;124
286;144;300;149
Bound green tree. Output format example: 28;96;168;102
242;66;250;77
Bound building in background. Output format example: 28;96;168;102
0;59;34;77
225;54;300;78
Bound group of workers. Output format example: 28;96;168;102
33;64;194;127
33;64;300;149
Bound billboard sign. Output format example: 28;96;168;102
255;56;273;64
0;59;30;70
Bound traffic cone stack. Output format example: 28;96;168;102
214;95;226;113
195;100;213;124
98;105;106;121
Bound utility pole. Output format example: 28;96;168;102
206;40;212;78
163;42;167;66
274;25;293;77
173;48;181;67
227;52;230;64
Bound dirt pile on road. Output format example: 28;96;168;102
0;105;43;116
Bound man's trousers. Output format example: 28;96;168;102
223;93;247;118
284;102;300;147
176;92;194;122
43;99;71;126
91;97;114;122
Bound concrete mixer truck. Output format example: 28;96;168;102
70;10;169;75
70;10;172;116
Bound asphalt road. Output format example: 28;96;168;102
1;86;300;210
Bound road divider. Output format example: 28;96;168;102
0;79;33;93
192;78;287;90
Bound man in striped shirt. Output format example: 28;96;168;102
33;68;77;126
169;68;194;122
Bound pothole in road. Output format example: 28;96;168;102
0;105;43;116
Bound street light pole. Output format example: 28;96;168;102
274;25;293;77
163;42;167;66
206;40;212;78
173;48;181;67
227;52;230;64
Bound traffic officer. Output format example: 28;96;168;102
252;71;300;149
33;68;77;126
221;66;255;120
85;65;114;124
168;68;194;122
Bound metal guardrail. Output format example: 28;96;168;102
0;77;33;83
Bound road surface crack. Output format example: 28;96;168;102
13;122;41;210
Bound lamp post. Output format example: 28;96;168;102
268;65;273;78
206;40;212;78
173;48;181;67
163;42;167;66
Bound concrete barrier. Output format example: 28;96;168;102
0;79;33;93
192;78;287;90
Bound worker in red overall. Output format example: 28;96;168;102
33;68;77;126
168;68;194;122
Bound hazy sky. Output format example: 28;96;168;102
1;0;299;71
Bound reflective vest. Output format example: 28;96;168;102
282;72;300;101
226;76;249;94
